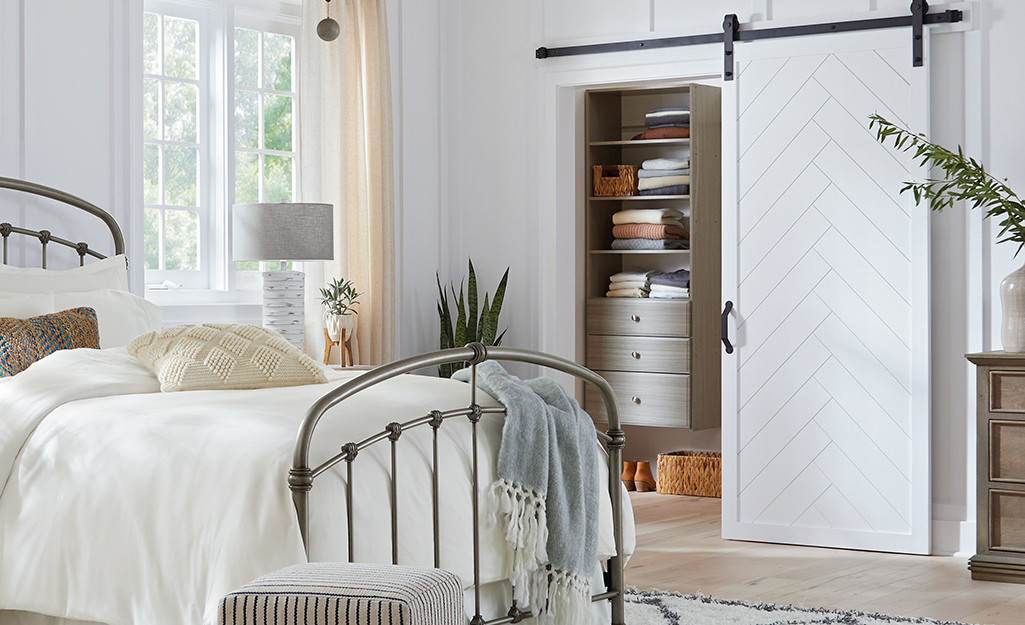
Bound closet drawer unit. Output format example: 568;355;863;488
587;299;690;337
587;336;690;374
585;370;690;428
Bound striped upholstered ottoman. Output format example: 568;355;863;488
219;563;465;625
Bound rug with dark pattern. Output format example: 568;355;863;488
624;590;977;625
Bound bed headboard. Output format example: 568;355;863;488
0;176;125;268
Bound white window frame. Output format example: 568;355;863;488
141;0;300;304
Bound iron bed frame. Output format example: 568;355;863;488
2;175;629;625
289;343;628;625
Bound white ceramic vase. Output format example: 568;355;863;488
1001;263;1025;352
325;313;357;343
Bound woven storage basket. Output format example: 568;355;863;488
656;451;721;497
592;165;638;197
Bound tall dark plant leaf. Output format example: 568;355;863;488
467;259;479;343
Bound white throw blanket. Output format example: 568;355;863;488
454;362;599;625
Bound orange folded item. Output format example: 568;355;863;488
631;126;691;140
612;223;690;240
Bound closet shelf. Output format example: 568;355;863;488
589;139;690;147
589;249;690;255
588;195;689;201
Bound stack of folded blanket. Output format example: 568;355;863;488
606;270;660;298
611;208;689;250
649;268;690;299
632;107;690;141
638;157;690;196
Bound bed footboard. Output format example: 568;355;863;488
289;342;626;625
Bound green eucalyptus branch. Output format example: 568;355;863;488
870;113;1025;256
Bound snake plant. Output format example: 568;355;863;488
437;259;509;378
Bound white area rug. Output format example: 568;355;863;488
624;590;976;625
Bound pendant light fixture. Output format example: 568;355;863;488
317;0;340;41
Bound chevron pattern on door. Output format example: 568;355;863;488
725;34;930;554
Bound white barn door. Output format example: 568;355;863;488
721;29;931;554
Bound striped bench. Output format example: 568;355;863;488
219;563;465;625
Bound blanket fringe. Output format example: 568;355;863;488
488;478;548;607
531;567;593;625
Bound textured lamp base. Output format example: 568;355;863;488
262;270;304;349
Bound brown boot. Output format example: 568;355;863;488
635;461;657;492
621;461;637;491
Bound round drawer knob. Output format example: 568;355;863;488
631;351;641;359
630;315;641;322
631;396;642;404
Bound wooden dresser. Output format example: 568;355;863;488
967;351;1025;583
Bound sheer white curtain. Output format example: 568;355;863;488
299;0;395;365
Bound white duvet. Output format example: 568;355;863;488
0;348;633;625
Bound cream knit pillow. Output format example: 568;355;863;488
128;324;327;392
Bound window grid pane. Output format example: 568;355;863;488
232;25;298;274
143;9;205;275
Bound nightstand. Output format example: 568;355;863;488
967;351;1025;583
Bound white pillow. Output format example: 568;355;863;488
0;254;129;293
0;292;55;319
0;289;162;349
52;290;162;348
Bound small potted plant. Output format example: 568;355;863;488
320;278;363;342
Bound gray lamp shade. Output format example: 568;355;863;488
232;203;334;261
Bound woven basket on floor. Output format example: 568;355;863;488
592;165;638;197
656;451;721;497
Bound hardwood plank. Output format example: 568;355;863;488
625;492;1025;624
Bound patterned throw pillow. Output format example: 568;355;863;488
0;307;100;377
128;323;328;392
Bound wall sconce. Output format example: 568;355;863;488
318;0;340;41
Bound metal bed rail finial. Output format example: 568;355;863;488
289;343;626;625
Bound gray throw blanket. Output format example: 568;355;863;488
454;361;599;624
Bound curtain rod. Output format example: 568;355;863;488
535;1;963;80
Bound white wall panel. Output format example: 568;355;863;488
543;0;650;43
653;0;762;35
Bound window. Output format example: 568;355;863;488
232;25;297;273
141;0;299;293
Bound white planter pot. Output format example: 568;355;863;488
325;313;357;343
1001;263;1025;352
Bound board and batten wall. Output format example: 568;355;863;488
2;0;1022;556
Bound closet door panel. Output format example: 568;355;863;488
722;29;931;554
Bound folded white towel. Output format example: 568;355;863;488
649;290;688;299
650;284;689;294
638;175;690;191
642;158;689;170
606;288;649;298
612;208;684;225
608;280;650;290
610;270;661;283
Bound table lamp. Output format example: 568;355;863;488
232;203;334;349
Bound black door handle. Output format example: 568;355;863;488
722;301;734;354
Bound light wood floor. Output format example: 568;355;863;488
625;492;1025;625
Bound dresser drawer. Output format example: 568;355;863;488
587;298;689;337
587;335;689;374
585;371;690;428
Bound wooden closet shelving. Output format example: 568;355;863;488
582;83;721;431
